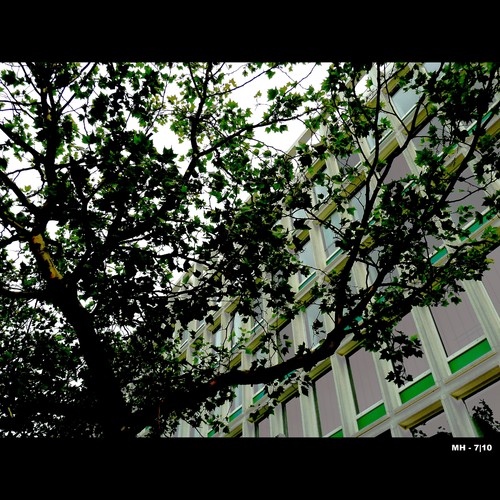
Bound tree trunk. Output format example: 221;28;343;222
30;232;131;437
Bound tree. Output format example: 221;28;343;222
472;399;500;436
0;62;498;438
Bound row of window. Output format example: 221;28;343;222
175;241;500;438
254;367;500;438
174;63;500;438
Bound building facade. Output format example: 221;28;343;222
173;63;500;438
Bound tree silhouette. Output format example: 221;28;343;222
0;62;498;437
472;399;500;437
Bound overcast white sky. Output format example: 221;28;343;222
151;62;329;163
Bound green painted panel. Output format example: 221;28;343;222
448;338;492;374
229;407;242;422
330;429;344;438
252;389;265;404
399;372;435;404
298;272;317;291
326;248;342;266
357;402;386;430
430;246;448;264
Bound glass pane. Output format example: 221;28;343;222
252;346;270;395
298;238;316;281
322;211;341;259
423;231;444;256
314;370;341;435
430;290;484;356
364;247;399;287
230;312;243;347
383;152;412;184
251;297;265;331
305;301;326;348
410;411;452;437
347;348;383;413
284;395;303;437
337;153;360;174
230;385;242;413
212;326;222;347
412;117;446;155
482;245;500;315
448;166;488;225
350;184;366;222
313;169;329;204
424;62;441;73
391;86;419;118
366;112;391;151
180;329;189;346
255;416;271;437
394;312;429;379
464;380;500;436
278;322;294;362
190;425;201;437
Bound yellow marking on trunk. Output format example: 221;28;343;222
30;234;63;281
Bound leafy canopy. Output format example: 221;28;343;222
0;62;498;437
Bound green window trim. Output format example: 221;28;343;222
357;402;386;430
460;208;497;239
448;337;492;374
399;372;435;404
229;406;243;422
326;248;343;266
252;387;265;404
298;271;317;290
430;246;448;264
330;429;344;438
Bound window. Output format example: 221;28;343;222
381;152;412;184
254;415;271;437
364;247;378;286
313;370;341;436
297;237;317;282
292;205;311;225
188;423;202;438
251;345;271;397
464;380;500;437
423;228;444;258
212;325;223;348
423;62;442;73
227;313;243;347
448;165;488;226
229;385;243;416
282;394;303;437
179;329;189;347
277;321;294;362
430;290;484;357
412;117;446;155
336;152;360;175
347;347;383;414
390;85;419;119
481;244;500;315
312;167;329;205
229;312;244;348
393;312;429;381
410;411;452;437
250;296;265;332
350;184;367;222
366;111;391;151
304;301;326;348
322;211;341;260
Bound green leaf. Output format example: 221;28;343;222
267;88;278;100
